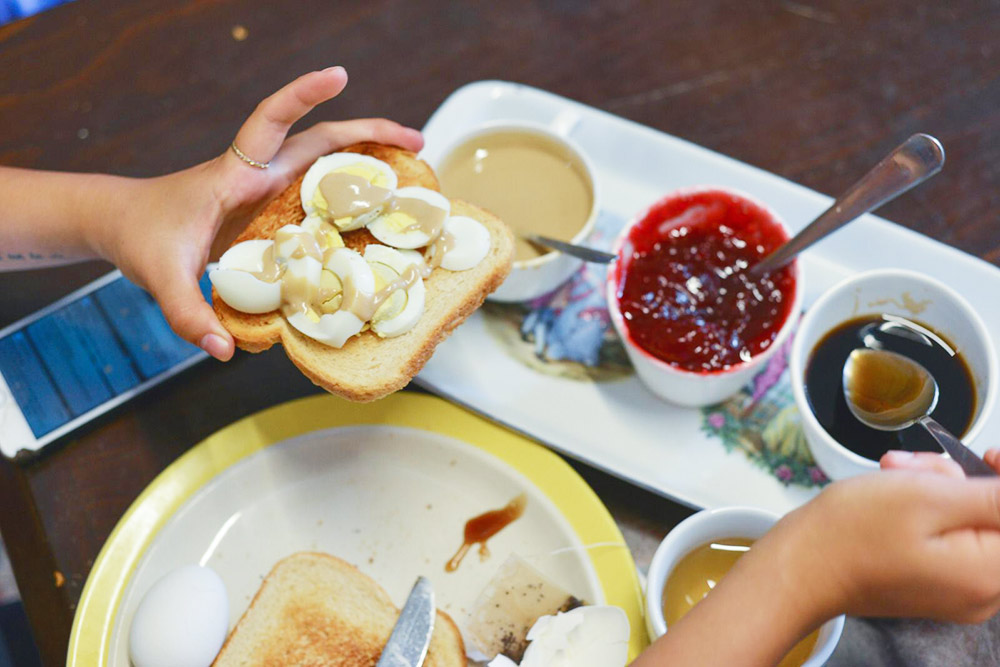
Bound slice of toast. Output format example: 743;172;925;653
212;552;466;667
213;143;515;401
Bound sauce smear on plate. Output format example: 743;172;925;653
446;493;527;572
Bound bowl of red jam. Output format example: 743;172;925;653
607;187;802;406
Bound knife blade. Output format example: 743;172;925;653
376;576;436;667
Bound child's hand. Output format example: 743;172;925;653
881;447;1000;478
635;454;1000;667
771;466;1000;626
91;67;423;361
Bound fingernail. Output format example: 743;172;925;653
323;65;345;74
199;333;230;361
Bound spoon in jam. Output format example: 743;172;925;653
752;133;945;276
842;348;996;476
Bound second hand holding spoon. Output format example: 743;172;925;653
842;348;996;477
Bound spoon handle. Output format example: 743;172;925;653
525;234;617;264
753;134;945;275
918;415;997;477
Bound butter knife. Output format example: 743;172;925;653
376;576;436;667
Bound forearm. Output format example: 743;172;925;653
0;166;139;270
632;523;836;666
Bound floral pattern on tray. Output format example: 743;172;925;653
482;210;632;382
701;337;829;488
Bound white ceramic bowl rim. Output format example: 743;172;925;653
606;185;803;378
434;119;601;269
789;268;999;469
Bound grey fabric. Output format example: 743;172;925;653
828;615;1000;666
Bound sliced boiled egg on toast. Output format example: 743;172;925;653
274;224;323;261
300;213;346;251
301;153;398;231
368;187;451;249
284;247;378;348
209;240;282;314
364;244;426;338
286;310;366;349
437;215;492;271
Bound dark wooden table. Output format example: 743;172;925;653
1;1;998;664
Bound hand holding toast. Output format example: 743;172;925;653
0;67;422;360
95;67;423;361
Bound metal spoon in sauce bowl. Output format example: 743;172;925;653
842;348;996;476
751;134;945;276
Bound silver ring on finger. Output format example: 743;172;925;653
230;141;270;169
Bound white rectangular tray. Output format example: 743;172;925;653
416;81;1000;514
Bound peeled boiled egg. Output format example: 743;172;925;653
287;310;366;348
364;244;426;337
128;565;229;667
300;153;398;229
325;247;376;304
301;213;346;251
274;224;323;261
368;187;451;249
209;240;282;314
285;248;375;347
438;215;491;271
285;255;323;293
488;606;629;667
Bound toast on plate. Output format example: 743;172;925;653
212;552;466;666
212;143;514;401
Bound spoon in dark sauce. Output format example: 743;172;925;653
842;348;996;476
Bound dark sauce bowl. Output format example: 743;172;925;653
789;269;997;480
607;187;802;407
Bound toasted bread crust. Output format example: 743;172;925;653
212;552;466;667
213;144;514;401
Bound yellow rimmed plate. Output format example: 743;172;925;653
68;393;646;665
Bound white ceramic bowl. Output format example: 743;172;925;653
646;506;845;666
606;187;803;407
432;120;600;302
789;269;998;480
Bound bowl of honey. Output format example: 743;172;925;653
646;507;845;666
607;187;802;406
789;269;998;480
434;120;600;302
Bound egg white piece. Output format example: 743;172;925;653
364;244;426;337
299;212;327;237
517;606;629;667
439;215;491;271
368;187;451;249
128;565;229;667
274;224;313;260
325;247;376;297
287;310;365;348
209;270;281;314
300;153;398;217
285;255;323;290
218;239;274;273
